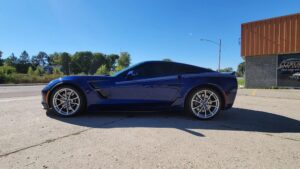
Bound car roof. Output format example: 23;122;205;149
140;60;212;71
141;60;196;67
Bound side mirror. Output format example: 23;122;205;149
126;70;138;80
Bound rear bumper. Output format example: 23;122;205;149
223;103;233;110
224;88;237;109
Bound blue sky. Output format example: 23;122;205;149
0;0;299;70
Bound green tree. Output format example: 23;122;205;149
4;53;18;66
34;66;44;76
219;67;233;72
71;51;93;74
31;51;49;68
117;52;131;68
48;52;70;74
60;52;71;75
19;51;30;63
53;68;63;75
31;55;39;68
0;65;16;74
114;52;130;72
49;52;61;66
90;53;106;74
16;51;31;73
162;58;172;62
237;62;245;77
106;54;119;71
115;65;123;72
96;64;109;75
27;67;34;75
0;50;3;66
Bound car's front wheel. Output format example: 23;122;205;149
49;86;85;117
186;88;222;120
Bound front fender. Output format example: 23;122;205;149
42;78;92;108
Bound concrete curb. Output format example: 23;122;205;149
237;88;300;100
0;83;47;87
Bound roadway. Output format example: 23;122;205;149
0;85;299;169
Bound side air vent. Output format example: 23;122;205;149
89;82;97;89
96;89;108;98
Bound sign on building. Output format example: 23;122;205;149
277;54;300;87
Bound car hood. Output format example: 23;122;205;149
44;75;113;91
57;75;112;81
47;75;111;86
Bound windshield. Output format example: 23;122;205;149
112;62;141;77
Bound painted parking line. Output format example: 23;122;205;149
0;96;40;102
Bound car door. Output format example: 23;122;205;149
108;62;182;110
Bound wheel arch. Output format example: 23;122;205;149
184;83;226;110
47;82;87;109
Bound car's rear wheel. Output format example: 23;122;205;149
186;88;221;120
49;86;85;117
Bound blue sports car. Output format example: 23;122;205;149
42;61;237;119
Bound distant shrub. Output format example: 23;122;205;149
0;65;16;75
9;74;61;83
34;66;44;76
27;67;34;75
96;64;109;75
0;73;62;84
53;68;63;75
237;78;245;87
77;72;87;76
115;65;124;72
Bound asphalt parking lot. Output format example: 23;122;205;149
0;85;300;169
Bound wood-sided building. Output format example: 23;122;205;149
241;13;300;88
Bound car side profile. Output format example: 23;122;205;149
42;61;237;119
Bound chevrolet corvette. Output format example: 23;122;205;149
42;61;237;119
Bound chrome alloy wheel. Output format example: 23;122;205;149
52;88;81;116
190;89;220;119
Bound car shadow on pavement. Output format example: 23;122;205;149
47;108;300;137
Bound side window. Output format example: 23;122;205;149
160;62;175;75
128;62;211;79
171;63;211;74
134;62;173;78
151;62;176;77
134;63;155;78
179;64;200;74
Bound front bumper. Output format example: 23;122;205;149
41;90;50;110
41;101;49;109
41;78;62;110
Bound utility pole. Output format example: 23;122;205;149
218;39;221;72
200;38;222;72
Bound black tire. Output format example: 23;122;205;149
49;85;86;117
185;87;222;120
